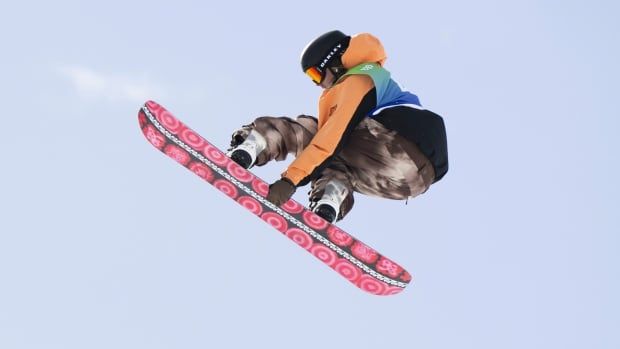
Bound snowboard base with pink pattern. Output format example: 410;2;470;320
138;100;411;295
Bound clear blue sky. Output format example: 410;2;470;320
1;1;618;348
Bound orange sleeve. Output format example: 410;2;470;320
282;75;376;186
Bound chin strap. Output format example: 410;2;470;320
329;66;347;83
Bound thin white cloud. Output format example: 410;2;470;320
59;66;165;103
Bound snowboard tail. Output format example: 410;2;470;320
138;100;411;295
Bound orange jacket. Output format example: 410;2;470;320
282;33;387;186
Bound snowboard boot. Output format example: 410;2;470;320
314;204;338;223
312;179;349;224
226;129;267;169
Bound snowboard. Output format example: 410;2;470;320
138;100;411;295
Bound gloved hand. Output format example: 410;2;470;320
267;178;296;206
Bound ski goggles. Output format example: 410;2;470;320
305;66;324;85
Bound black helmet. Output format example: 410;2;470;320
300;30;350;84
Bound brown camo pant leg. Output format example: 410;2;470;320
229;115;318;166
310;118;436;221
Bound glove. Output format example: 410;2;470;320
267;178;296;206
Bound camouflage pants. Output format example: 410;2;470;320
231;115;436;220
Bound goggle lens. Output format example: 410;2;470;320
305;67;323;84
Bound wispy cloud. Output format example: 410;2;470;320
59;66;165;103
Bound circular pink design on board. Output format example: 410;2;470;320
310;243;337;266
282;200;304;214
164;144;190;166
261;212;288;233
350;242;379;264
375;257;403;278
189;162;214;183
203;144;229;166
326;226;354;247
357;275;387;295
285;228;313;250
302;211;328;230
237;196;263;216
156;110;185;134
227;161;255;183
143;125;166;150
214;179;238;199
333;259;361;283
179;128;206;150
251;179;269;196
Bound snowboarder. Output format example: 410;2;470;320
227;30;448;223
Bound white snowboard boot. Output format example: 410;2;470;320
226;129;267;169
312;179;349;223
